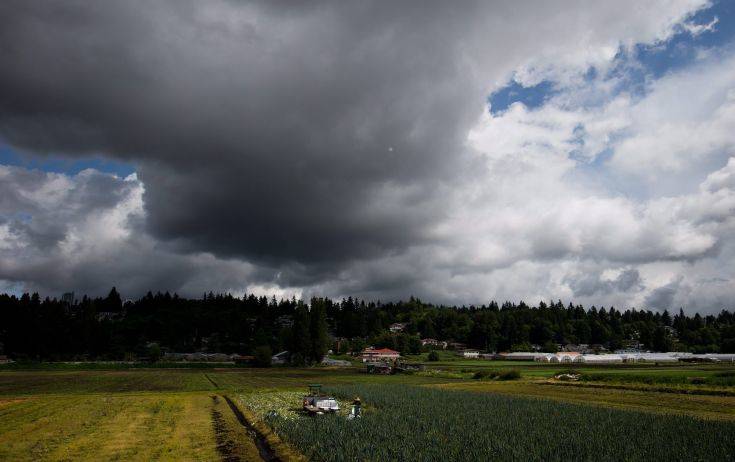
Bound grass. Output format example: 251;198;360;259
436;380;735;420
1;363;734;460
579;369;735;386
0;393;220;461
0;370;215;395
210;395;262;461
0;362;245;371
473;368;521;380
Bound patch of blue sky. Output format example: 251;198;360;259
0;280;24;298
0;144;135;178
489;1;731;113
12;212;33;223
488;79;557;115
605;1;731;96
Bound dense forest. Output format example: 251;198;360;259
1;288;734;362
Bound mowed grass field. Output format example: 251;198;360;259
1;363;735;461
0;394;218;461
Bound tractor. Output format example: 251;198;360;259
302;384;340;415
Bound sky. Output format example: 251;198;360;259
1;1;734;314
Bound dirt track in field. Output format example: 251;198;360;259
222;395;280;462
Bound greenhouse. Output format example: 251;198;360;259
577;354;624;363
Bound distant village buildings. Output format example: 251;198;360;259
487;351;735;363
421;338;448;349
458;349;480;358
360;347;400;362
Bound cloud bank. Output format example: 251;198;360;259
1;0;733;313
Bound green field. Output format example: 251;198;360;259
257;385;735;461
1;363;735;461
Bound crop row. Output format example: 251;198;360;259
262;384;735;461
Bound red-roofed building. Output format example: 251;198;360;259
361;347;400;363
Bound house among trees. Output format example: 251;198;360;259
361;347;400;362
275;315;294;328
389;323;408;333
421;338;448;349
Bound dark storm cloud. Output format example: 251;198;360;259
567;269;643;297
644;279;681;311
0;0;490;274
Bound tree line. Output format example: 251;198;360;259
0;288;734;361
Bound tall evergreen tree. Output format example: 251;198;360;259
104;287;123;312
661;309;672;326
290;301;311;365
309;298;329;363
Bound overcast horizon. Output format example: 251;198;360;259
1;1;735;314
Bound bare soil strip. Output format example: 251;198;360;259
211;395;241;462
222;395;281;462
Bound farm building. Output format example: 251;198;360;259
321;357;351;367
558;352;580;362
699;353;735;362
366;363;393;374
614;352;735;363
497;352;545;361
578;354;623;364
536;354;573;363
361;347;400;362
457;350;480;358
549;352;580;363
634;353;679;362
271;351;290;365
163;352;230;362
532;352;582;363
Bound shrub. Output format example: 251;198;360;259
498;369;521;380
473;370;498;379
254;345;272;367
542;341;558;353
427;351;440;362
147;343;162;362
